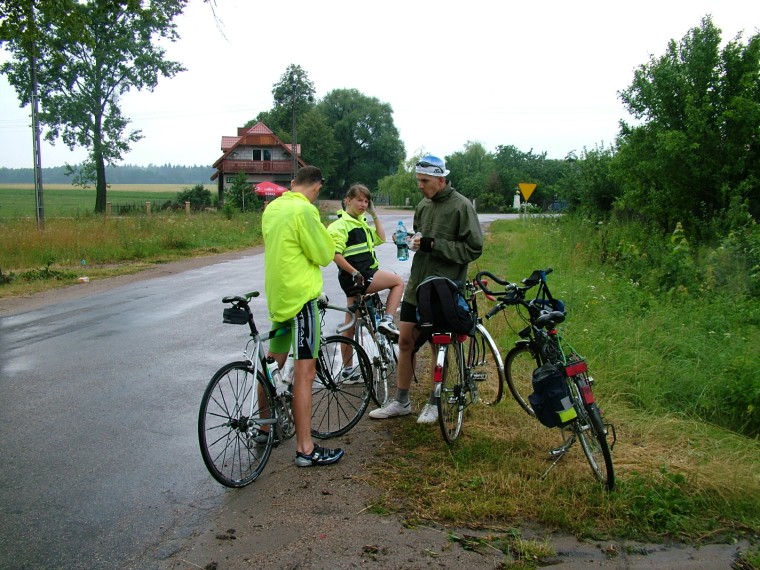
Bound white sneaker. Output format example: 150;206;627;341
368;399;411;419
416;403;438;424
377;317;399;340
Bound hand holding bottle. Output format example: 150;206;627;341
408;232;422;252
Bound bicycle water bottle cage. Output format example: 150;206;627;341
534;310;565;329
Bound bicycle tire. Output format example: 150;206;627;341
573;400;615;490
504;343;541;417
311;335;372;439
468;323;505;406
355;320;398;407
198;361;276;488
437;342;466;444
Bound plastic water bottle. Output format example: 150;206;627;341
282;356;294;386
395;221;409;261
266;356;287;395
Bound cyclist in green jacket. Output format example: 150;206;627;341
369;155;483;424
262;166;345;467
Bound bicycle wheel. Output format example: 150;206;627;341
467;323;505;406
436;341;466;444
504;343;541;417
355;320;398;407
198;361;276;488
572;398;615;490
312;335;372;439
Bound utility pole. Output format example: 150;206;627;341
291;83;298;179
31;49;45;230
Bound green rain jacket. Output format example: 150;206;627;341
403;184;483;305
262;191;334;322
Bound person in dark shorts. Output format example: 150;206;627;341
368;155;483;424
262;166;345;467
328;183;404;380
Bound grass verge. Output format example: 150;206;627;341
365;216;759;561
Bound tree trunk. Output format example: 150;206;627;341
93;121;107;213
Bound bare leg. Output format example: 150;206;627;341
293;357;317;455
395;320;418;391
366;270;404;317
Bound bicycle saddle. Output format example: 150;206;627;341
535;310;565;328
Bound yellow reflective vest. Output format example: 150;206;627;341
262;191;334;322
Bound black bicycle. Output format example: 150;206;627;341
476;269;616;490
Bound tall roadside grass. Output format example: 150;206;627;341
368;216;759;548
0;211;263;296
0;184;188;218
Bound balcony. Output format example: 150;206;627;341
218;160;294;174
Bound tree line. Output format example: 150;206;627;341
0;164;215;185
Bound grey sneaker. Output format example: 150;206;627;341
377;317;399;340
416;403;438;424
341;365;363;384
253;430;280;446
368;399;411;419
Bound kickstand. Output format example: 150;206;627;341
540;429;575;481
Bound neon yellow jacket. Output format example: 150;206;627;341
262;191;334;322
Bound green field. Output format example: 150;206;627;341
0;184;216;218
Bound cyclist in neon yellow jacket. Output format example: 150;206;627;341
261;166;344;468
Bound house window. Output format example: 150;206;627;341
252;149;272;161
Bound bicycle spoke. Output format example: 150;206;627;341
198;363;274;488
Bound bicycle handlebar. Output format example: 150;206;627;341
322;303;357;334
475;270;509;296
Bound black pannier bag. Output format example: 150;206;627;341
528;363;577;428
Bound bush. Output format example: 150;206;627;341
176;184;212;210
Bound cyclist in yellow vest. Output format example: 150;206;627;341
262;166;345;467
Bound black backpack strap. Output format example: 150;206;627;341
431;278;463;332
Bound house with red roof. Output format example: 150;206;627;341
211;121;305;203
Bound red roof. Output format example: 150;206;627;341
221;136;241;151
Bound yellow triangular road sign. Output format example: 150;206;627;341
518;183;537;201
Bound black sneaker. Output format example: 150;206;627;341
294;445;345;467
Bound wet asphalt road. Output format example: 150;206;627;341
0;212;512;569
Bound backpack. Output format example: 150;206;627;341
414;277;476;352
528;363;577;428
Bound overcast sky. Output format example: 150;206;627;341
0;0;758;170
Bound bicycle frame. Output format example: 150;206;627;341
348;292;398;406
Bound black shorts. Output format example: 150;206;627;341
338;267;379;295
399;301;418;323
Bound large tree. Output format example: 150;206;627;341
318;88;405;196
615;16;760;237
1;0;186;212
